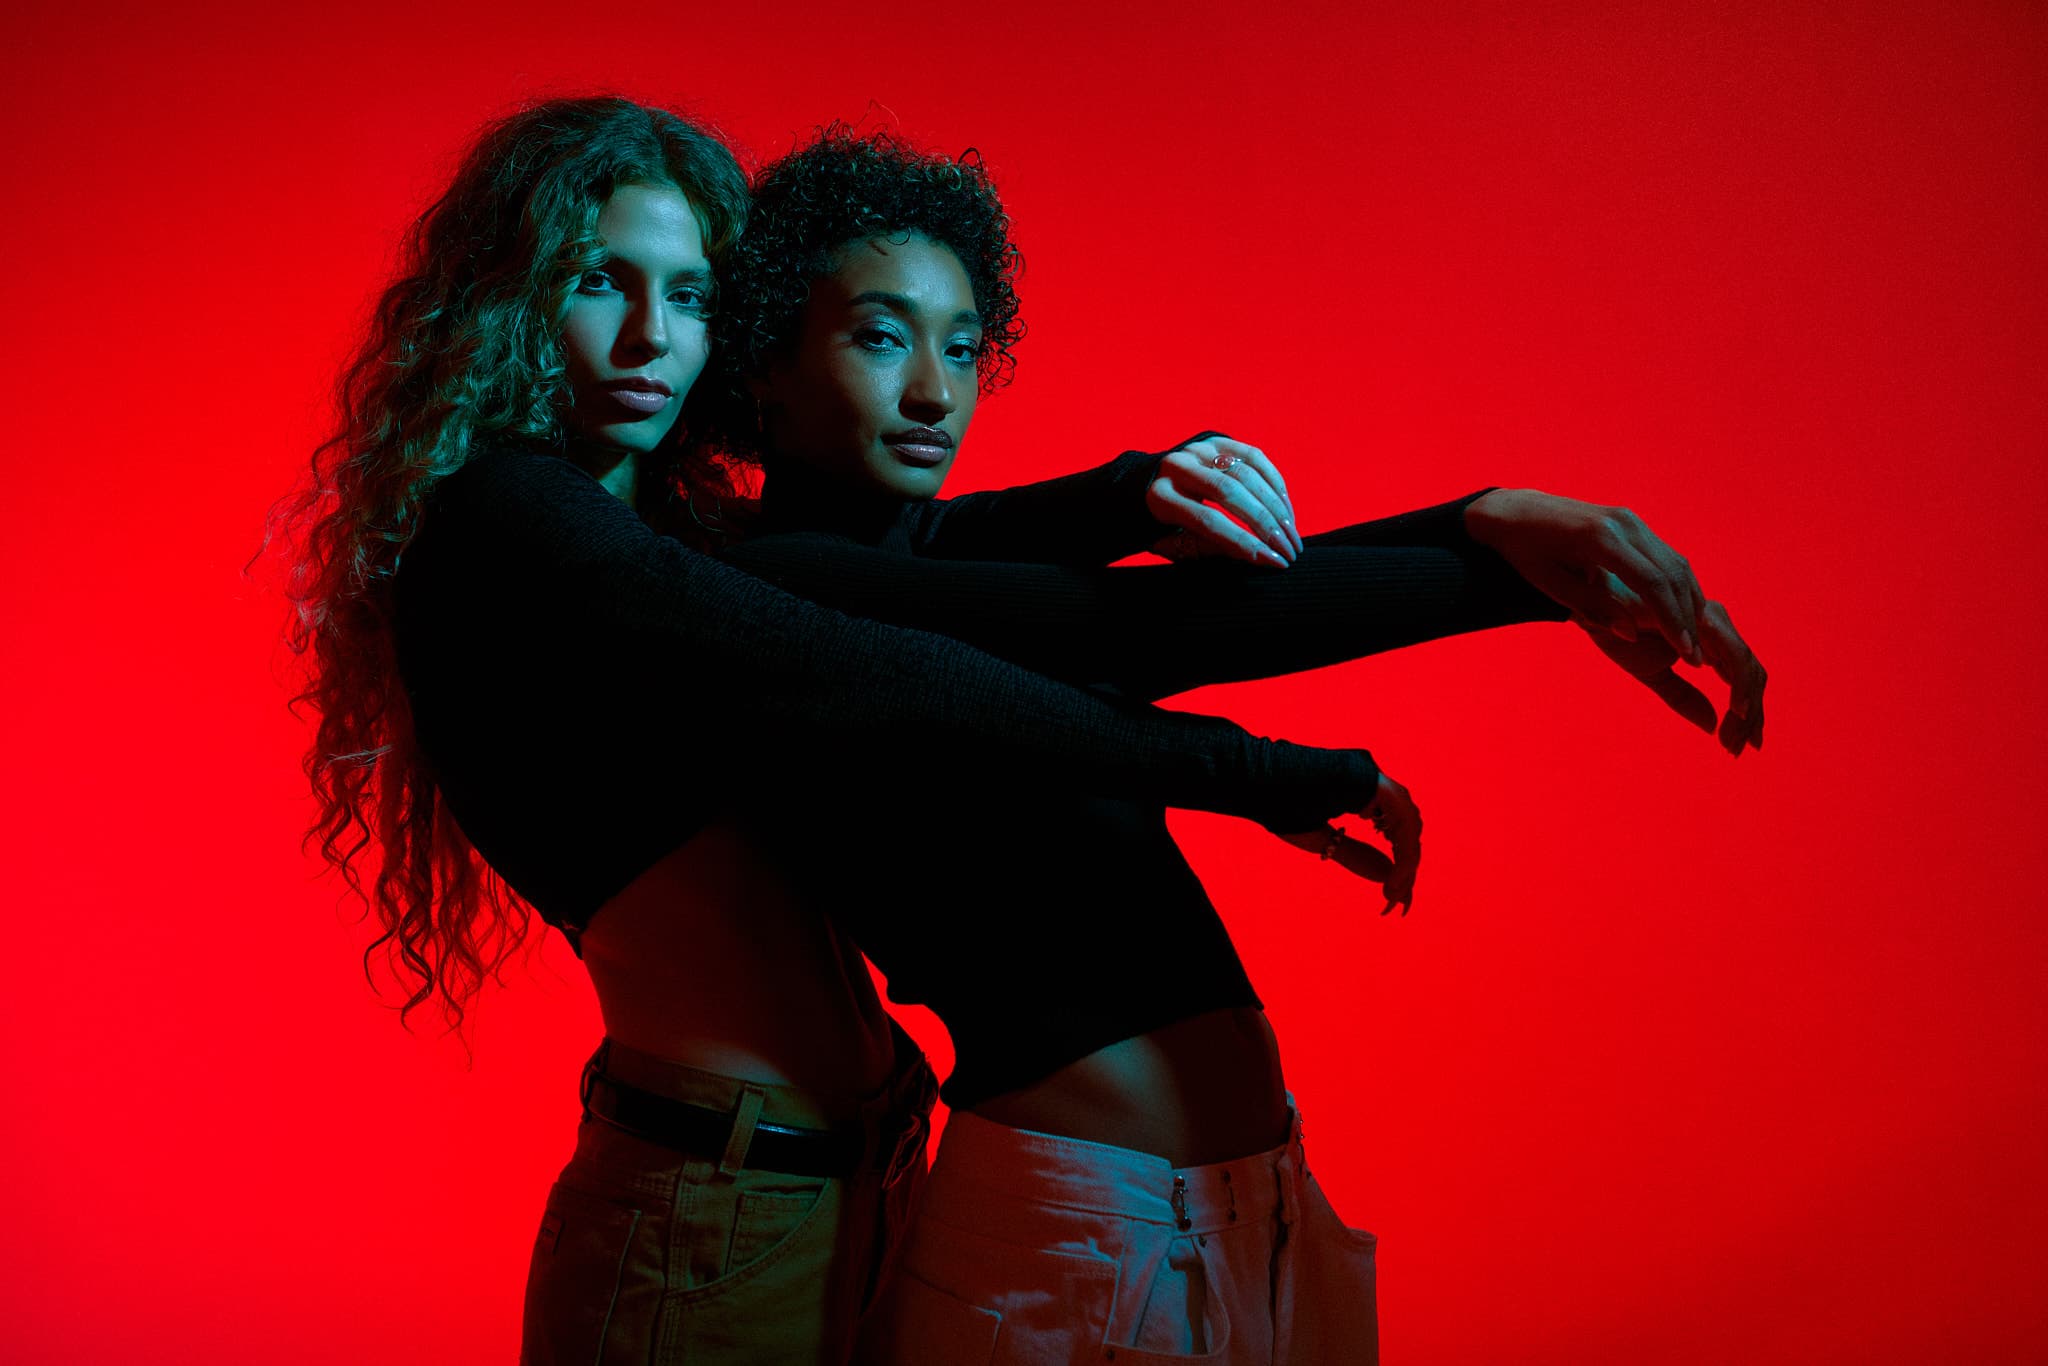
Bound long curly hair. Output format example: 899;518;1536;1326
273;96;749;1034
705;124;1025;462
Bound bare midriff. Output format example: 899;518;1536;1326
585;832;1286;1166
578;822;898;1101
971;1007;1292;1169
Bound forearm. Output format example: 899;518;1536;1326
909;441;1201;564
722;533;1565;702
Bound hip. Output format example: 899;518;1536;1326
520;1023;938;1366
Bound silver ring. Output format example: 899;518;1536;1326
1210;452;1241;473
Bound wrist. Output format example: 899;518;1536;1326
1462;488;1522;548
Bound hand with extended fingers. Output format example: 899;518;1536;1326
1277;772;1422;916
1463;489;1767;756
1147;434;1304;568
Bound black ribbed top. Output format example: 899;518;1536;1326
724;446;1567;1107
391;443;1388;955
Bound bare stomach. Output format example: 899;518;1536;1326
577;822;897;1099
970;1007;1292;1168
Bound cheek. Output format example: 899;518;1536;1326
674;320;712;383
558;307;608;380
836;365;896;432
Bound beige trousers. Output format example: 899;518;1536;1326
856;1096;1378;1365
520;1025;936;1365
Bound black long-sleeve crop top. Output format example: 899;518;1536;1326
728;456;1567;1108
390;444;1391;954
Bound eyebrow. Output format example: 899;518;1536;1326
849;290;981;328
600;254;713;286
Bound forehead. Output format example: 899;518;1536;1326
819;234;974;313
596;182;706;263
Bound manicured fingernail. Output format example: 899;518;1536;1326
1682;630;1700;663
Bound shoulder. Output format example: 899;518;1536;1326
432;442;594;509
422;442;639;555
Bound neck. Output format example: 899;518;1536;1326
567;439;641;508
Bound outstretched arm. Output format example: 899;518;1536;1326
722;530;1564;702
434;447;1383;831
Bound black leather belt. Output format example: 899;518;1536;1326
581;1071;867;1178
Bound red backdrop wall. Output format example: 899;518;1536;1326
2;2;2042;1361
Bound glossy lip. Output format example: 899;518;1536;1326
603;377;674;396
598;376;675;417
884;426;955;467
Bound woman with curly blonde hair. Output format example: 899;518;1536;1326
277;96;1428;1363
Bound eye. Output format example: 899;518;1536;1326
575;268;618;295
669;284;713;314
946;338;983;366
853;325;905;352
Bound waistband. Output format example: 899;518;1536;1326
589;1016;934;1132
926;1100;1305;1238
581;1018;939;1183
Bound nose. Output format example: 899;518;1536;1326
900;346;956;422
621;290;671;361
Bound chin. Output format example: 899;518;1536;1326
888;469;949;499
588;419;677;456
873;457;953;497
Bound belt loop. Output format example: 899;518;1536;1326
718;1085;768;1178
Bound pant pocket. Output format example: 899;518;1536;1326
855;1270;1002;1366
520;1181;649;1366
882;1211;1119;1365
658;1175;846;1363
727;1183;827;1274
1282;1172;1378;1366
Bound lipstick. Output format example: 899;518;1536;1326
601;378;673;416
885;426;954;467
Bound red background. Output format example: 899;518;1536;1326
3;2;2043;1361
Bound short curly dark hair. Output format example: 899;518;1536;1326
707;125;1024;461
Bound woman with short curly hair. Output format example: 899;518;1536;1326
702;126;1770;1364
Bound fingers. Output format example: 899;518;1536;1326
1589;509;1704;665
1217;440;1303;553
1156;441;1301;561
1698;599;1766;754
1335;837;1396;883
1362;774;1422;915
1148;489;1290;567
1641;663;1719;735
